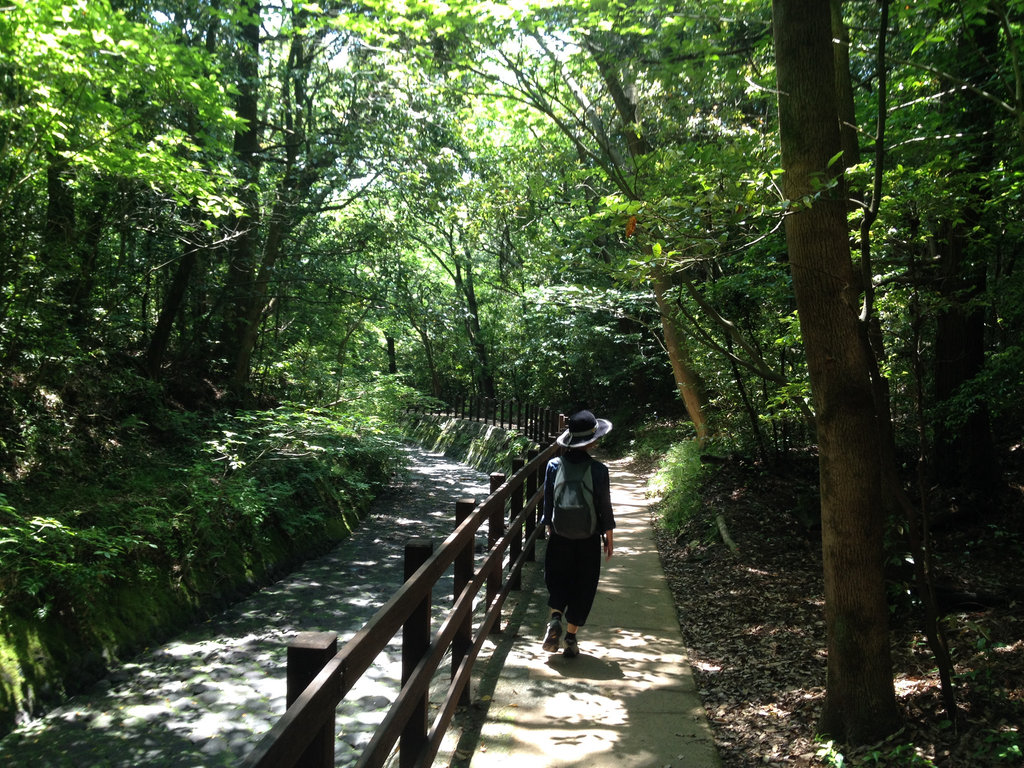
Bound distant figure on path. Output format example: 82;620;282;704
539;409;615;658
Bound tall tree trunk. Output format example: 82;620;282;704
148;11;222;378
69;187;109;335
931;8;999;494
849;0;959;721
726;337;768;463
219;1;262;393
772;0;899;744
414;327;442;398
45;150;75;250
43;149;77;338
933;225;994;490
385;335;398;375
228;13;321;392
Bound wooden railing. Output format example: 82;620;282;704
412;395;560;444
241;435;562;768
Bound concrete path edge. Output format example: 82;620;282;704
444;457;722;768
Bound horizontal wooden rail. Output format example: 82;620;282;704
409;395;561;443
241;435;561;768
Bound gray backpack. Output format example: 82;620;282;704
552;459;596;539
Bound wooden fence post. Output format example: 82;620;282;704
287;631;338;768
525;449;540;556
509;458;524;590
401;539;434;768
487;472;505;633
453;498;475;705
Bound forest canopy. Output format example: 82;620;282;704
3;0;1021;465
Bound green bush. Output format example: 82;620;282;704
648;439;706;534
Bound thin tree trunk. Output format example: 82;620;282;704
831;0;860;171
454;256;495;399
386;335;398;375
43;148;77;335
851;0;958;721
580;41;712;441
417;328;442;398
726;336;768;463
651;269;708;447
45;150;75;250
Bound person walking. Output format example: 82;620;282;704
539;409;615;658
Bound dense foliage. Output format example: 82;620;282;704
0;372;409;731
4;0;1020;456
0;0;1021;761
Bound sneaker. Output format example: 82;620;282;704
541;618;562;652
563;635;579;658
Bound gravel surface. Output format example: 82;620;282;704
0;445;492;768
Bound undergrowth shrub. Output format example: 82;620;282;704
648;439;706;534
620;419;688;471
1;405;401;620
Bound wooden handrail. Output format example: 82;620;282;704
241;437;560;768
408;395;561;444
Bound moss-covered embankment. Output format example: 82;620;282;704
402;412;542;476
0;414;540;738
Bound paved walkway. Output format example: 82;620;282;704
450;456;721;768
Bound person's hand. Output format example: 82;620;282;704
603;530;614;560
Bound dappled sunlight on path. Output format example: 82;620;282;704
0;445;491;767
455;455;720;768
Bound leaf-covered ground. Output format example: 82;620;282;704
650;458;1024;767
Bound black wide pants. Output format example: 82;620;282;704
544;532;603;627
